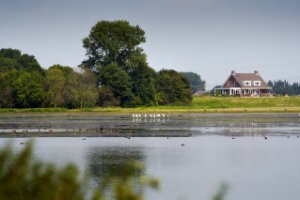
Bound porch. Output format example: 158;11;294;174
214;88;263;96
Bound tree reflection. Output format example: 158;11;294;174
87;147;145;183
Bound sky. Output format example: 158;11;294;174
1;0;300;89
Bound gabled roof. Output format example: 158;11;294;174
223;71;271;89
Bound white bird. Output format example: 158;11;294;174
138;114;142;118
157;114;160;118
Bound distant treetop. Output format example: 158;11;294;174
0;48;43;73
180;72;206;93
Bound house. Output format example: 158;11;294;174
215;70;272;96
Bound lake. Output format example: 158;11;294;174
0;113;300;200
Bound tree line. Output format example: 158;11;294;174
268;80;300;96
0;20;193;108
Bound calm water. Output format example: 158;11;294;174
1;113;300;200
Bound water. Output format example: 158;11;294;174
1;113;300;200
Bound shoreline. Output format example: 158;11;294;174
0;128;192;138
1;106;300;114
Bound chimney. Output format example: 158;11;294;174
254;70;259;74
231;70;236;75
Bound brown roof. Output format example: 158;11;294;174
223;71;272;89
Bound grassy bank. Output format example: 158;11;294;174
1;96;300;113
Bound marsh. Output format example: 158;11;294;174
0;113;300;200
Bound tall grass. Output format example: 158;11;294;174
0;96;300;113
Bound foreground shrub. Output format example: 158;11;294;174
0;141;159;200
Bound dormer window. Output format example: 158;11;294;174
243;81;251;86
254;81;261;86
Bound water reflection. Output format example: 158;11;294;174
86;146;145;183
0;113;300;137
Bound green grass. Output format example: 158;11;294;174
191;96;300;109
0;108;68;113
1;96;300;113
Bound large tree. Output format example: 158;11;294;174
81;20;145;72
81;20;157;107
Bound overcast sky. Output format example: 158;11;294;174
1;0;300;88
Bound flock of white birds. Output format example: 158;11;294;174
131;113;169;118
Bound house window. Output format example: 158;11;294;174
253;81;261;86
243;81;251;86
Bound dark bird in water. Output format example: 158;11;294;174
100;126;103;131
20;142;25;145
232;137;236;139
264;136;268;139
181;143;185;146
81;138;86;140
297;135;299;138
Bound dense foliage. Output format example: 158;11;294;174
180;72;206;93
0;49;43;74
156;69;193;105
80;20;192;107
268;80;300;96
0;49;46;108
0;20;194;108
0;60;97;108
